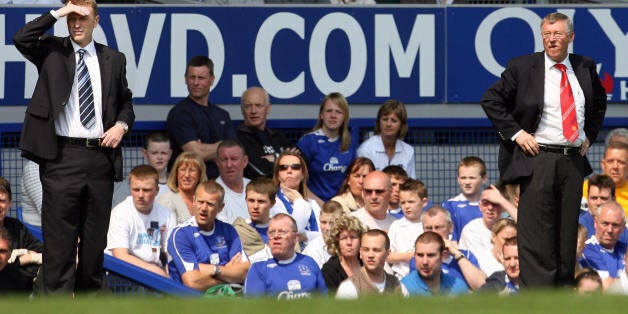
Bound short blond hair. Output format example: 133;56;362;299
325;215;366;256
167;151;207;192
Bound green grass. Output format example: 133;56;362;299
2;291;627;314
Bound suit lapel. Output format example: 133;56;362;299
96;43;111;118
570;54;592;102
531;52;545;113
57;38;77;116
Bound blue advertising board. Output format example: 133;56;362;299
0;5;626;106
447;6;626;103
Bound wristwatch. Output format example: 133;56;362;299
455;254;465;262
213;264;221;276
115;121;129;134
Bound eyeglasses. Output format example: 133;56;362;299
542;31;570;39
278;164;302;171
267;229;295;238
363;188;387;196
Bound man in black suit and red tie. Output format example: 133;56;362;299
13;0;134;293
481;12;606;288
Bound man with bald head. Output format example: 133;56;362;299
236;87;294;179
351;171;397;232
579;201;627;290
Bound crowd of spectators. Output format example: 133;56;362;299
5;0;623;299
7;59;628;296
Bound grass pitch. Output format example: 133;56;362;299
2;291;626;314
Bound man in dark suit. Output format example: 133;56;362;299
481;12;606;288
13;0;134;293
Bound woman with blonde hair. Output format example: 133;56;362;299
157;151;207;223
297;92;357;203
357;99;416;178
477;218;517;277
321;215;366;292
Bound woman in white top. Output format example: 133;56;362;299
357;99;416;179
157;151;207;224
271;151;321;244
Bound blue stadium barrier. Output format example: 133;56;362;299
103;255;202;297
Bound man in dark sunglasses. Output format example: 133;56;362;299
351;171;396;232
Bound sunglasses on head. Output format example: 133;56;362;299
278;163;302;171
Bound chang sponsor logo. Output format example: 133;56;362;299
323;157;347;173
277;280;311;300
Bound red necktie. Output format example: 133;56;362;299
555;63;578;143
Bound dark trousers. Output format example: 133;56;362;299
518;151;585;288
39;142;114;293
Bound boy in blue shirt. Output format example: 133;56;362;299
442;156;488;241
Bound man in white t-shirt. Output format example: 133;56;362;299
106;165;176;277
352;171;397;232
215;139;251;224
112;132;172;207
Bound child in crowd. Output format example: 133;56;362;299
575;268;603;294
232;177;277;263
387;179;428;278
442;156;488;241
303;200;345;268
383;165;409;219
112;131;172;207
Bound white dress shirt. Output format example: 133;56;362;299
536;53;585;146
55;39;103;138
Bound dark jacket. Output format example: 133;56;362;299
13;12;134;181
236;123;294;179
481;52;606;183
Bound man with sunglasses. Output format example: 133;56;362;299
244;213;327;298
352;171;396;232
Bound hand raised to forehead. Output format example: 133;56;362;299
57;1;91;18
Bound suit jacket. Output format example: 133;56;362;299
481;52;606;183
13;12;134;181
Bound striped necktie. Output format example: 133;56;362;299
555;63;578;143
77;49;95;128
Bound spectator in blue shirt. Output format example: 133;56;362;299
297;92;356;203
244;213;327;298
579;201;627;290
168;181;249;291
401;231;468;296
